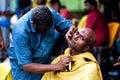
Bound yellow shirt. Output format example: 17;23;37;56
108;22;120;46
77;15;87;30
41;48;103;80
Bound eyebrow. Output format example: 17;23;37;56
76;31;85;39
79;30;89;42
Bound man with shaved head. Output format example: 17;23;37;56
41;28;103;80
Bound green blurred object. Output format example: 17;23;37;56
9;0;17;13
60;0;84;12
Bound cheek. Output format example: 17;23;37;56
55;7;59;12
76;41;86;48
84;6;88;9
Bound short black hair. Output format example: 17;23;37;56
84;0;97;8
32;6;53;28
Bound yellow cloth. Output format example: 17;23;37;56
108;22;120;46
5;70;13;80
71;18;77;26
32;0;50;8
0;62;12;80
41;48;103;80
77;15;87;30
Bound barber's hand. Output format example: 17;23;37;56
55;56;72;71
117;56;120;62
0;28;4;51
65;26;77;45
0;41;4;51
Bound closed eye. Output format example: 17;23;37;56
75;31;85;40
75;31;79;35
79;36;85;40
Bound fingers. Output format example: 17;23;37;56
117;56;120;62
65;26;77;44
55;56;72;71
0;42;4;51
61;56;72;66
60;57;70;66
67;26;76;37
69;26;77;34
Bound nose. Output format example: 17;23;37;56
73;33;80;40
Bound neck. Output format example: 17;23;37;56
70;49;83;56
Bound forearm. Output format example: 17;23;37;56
22;56;72;74
22;63;58;74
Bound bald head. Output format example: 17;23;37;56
66;27;96;53
78;28;96;46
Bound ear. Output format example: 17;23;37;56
31;21;37;28
83;45;90;52
31;21;34;25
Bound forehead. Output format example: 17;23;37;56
85;2;91;6
78;28;89;34
78;29;91;38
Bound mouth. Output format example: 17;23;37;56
70;38;76;44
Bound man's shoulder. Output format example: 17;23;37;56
49;7;60;17
81;60;99;73
13;11;32;32
12;20;30;37
49;8;56;13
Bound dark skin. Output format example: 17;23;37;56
22;22;76;74
50;2;61;12
84;2;96;14
0;28;4;51
66;28;96;56
65;26;77;44
36;0;46;5
23;56;72;74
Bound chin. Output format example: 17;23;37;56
69;44;75;49
69;44;73;48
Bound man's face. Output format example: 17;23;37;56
84;2;92;14
69;29;90;51
35;26;50;33
32;23;50;33
52;2;61;12
36;0;46;5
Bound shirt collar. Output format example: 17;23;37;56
27;8;37;33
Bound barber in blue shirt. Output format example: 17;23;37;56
9;6;76;80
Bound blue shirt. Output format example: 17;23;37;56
9;8;73;80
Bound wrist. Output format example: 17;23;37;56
52;64;59;71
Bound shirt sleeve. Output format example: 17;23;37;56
50;8;73;35
12;26;32;65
